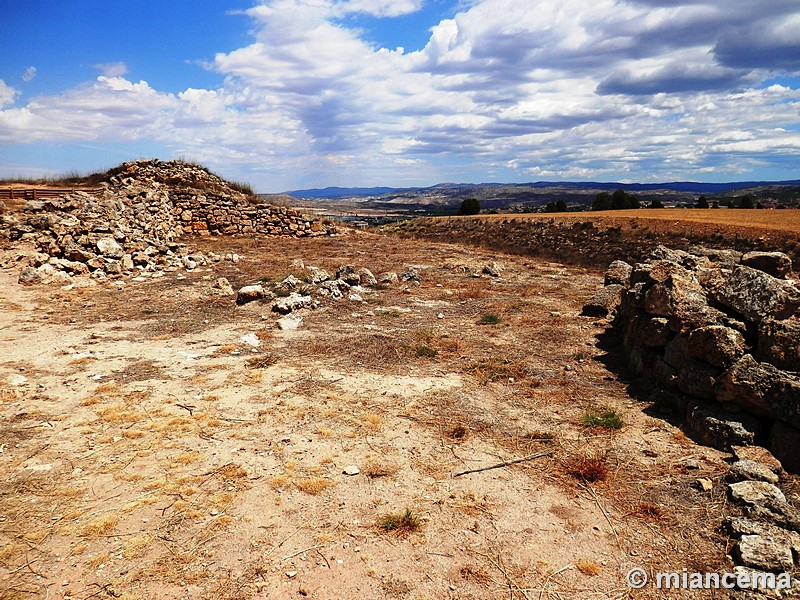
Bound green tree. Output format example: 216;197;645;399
592;192;612;211
545;200;568;213
696;196;709;209
738;194;756;209
457;197;481;215
648;198;664;209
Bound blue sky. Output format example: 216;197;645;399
1;0;799;192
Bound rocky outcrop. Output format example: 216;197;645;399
1;160;336;284
586;245;800;473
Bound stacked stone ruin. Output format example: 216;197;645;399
0;160;335;284
584;245;800;473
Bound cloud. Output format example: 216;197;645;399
0;80;17;108
2;0;800;188
22;66;37;82
94;62;129;77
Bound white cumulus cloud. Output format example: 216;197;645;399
2;0;800;188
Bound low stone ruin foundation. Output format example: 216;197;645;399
585;245;800;473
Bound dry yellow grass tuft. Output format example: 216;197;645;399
575;559;602;575
82;514;119;537
296;477;333;495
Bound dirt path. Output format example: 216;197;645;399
1;232;737;599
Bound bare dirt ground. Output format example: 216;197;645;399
0;231;749;599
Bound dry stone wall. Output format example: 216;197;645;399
0;160;335;284
584;246;800;473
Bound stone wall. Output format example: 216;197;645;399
171;190;330;237
584;246;800;473
0;160;336;283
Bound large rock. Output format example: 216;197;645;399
335;265;360;286
729;480;787;506
712;265;800;322
643;270;725;330
677;360;720;399
758;319;800;371
769;421;800;474
726;460;780;484
741;251;792;279
357;267;377;286
690;246;743;265
735;535;795;572
96;236;124;259
604;260;633;286
763;379;800;429
236;284;270;305
272;293;315;314
687;325;747;368
581;284;624;317
685;400;763;451
305;266;330;284
714;355;782;416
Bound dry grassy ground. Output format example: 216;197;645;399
0;231;758;599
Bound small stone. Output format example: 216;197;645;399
348;293;363;302
696;478;713;492
437;313;444;319
286;571;297;578
343;466;360;476
276;314;303;331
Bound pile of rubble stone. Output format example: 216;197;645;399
0;160;335;286
584;245;800;473
234;262;420;325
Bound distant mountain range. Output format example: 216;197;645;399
283;179;800;199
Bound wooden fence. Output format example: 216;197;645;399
0;188;90;202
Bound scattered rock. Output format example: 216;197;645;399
342;466;360;476
212;277;234;295
731;446;783;475
378;272;399;286
306;266;330;284
696;478;713;492
482;262;503;277
335;265;360;286
399;267;420;282
357;267;377;286
236;284;270;305
272;293;315;314
276;314;303;331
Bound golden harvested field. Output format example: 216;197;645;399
391;209;800;269
459;208;800;234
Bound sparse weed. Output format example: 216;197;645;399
479;313;502;325
583;409;624;430
378;508;420;533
